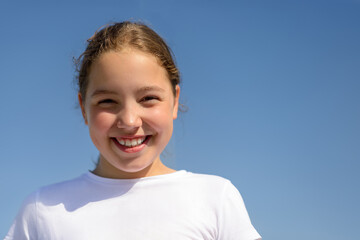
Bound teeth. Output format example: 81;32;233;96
117;137;146;147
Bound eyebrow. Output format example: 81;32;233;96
91;89;117;97
90;86;165;97
136;86;165;94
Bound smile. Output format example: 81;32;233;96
116;136;147;147
112;135;151;153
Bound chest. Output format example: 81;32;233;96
36;190;219;240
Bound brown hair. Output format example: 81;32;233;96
75;21;180;100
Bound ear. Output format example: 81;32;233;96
78;93;88;125
172;85;180;120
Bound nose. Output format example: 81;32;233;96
116;104;142;129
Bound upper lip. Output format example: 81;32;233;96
114;135;148;139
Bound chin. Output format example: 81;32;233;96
115;161;154;173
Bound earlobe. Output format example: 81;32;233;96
78;93;88;125
173;85;180;120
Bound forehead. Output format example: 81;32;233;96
87;50;171;93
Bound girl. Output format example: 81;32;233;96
5;21;261;240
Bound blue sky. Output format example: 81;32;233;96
1;0;359;239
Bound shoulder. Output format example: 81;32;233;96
174;171;239;202
14;174;85;206
19;173;89;209
185;173;249;211
178;171;252;213
178;172;262;238
184;172;263;239
4;190;38;239
39;173;86;193
181;171;233;189
182;171;230;183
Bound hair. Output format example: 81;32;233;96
75;21;180;101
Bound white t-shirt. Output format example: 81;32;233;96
5;170;261;240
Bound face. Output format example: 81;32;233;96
79;49;179;178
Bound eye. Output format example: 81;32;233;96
140;95;159;102
98;99;116;105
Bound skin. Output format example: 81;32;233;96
79;49;180;179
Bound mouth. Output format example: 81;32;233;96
112;135;151;153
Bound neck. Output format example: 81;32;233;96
92;156;176;179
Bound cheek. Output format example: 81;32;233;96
88;110;116;134
144;105;174;134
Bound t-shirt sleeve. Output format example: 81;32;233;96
4;191;38;240
217;180;262;240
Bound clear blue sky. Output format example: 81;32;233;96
1;0;359;239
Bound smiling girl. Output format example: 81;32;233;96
5;21;261;240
